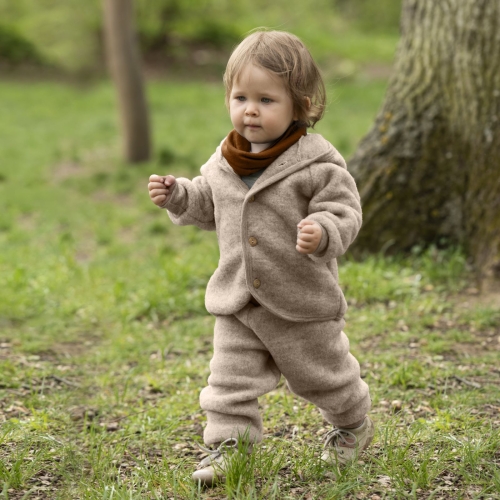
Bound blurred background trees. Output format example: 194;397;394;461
0;0;401;75
103;0;150;162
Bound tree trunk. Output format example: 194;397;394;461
349;0;500;287
103;0;150;163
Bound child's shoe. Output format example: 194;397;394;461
192;438;239;487
321;416;374;469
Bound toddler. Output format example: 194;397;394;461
148;29;373;486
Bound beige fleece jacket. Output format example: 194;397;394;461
164;133;362;322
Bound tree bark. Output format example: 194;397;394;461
103;0;150;163
349;0;500;286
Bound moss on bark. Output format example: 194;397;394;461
349;0;500;283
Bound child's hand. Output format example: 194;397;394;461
296;219;322;254
148;174;176;207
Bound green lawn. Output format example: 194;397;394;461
0;77;499;499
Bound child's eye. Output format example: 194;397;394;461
236;96;246;102
261;97;272;103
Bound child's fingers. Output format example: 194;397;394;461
297;239;315;250
297;231;314;244
297;218;315;228
148;181;167;191
149;174;176;187
297;243;311;251
298;233;315;242
152;195;167;206
296;242;312;254
297;223;321;254
297;219;320;234
298;225;316;235
149;188;168;198
164;175;176;187
149;174;165;182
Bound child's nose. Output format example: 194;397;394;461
245;102;258;115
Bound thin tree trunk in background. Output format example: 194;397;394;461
349;0;500;288
103;0;150;163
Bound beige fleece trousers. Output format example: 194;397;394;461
200;303;371;445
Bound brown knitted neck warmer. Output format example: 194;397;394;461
221;123;307;176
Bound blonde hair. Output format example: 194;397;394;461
223;29;326;128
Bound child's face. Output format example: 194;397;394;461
229;64;297;153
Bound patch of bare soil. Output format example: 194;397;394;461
457;287;500;309
17;213;37;231
0;337;97;405
51;161;84;182
49;339;97;359
91;189;134;206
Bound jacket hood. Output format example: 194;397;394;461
217;133;346;172
216;133;347;194
292;133;346;169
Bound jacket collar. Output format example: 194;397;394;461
217;133;338;191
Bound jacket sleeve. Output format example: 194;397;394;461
162;167;215;232
305;162;362;263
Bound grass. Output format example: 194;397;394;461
0;73;499;499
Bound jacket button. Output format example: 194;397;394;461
248;236;258;246
248;195;255;202
253;278;261;288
